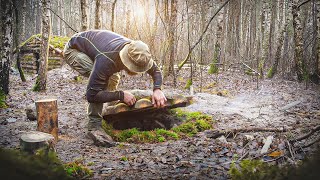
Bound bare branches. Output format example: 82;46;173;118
298;0;312;8
177;0;231;70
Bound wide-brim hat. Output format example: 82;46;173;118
119;40;153;73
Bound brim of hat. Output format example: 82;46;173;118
120;44;153;73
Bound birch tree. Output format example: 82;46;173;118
95;0;101;29
34;0;51;91
0;0;13;95
292;0;304;81
81;0;88;31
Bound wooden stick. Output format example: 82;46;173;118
241;61;260;76
206;127;289;139
290;125;320;143
286;140;296;160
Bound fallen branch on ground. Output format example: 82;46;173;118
205;127;289;139
241;62;260;76
289;125;320;143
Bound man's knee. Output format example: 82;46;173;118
64;48;93;78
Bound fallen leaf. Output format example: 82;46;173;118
268;151;282;157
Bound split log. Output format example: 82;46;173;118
20;131;55;154
134;98;153;109
102;90;191;117
36;99;58;141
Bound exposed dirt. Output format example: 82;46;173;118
105;109;180;130
1;65;320;179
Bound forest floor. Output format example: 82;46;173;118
1;64;320;179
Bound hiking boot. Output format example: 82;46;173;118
87;128;116;147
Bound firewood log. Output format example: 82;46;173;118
35;99;58;141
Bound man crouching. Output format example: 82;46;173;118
63;30;166;146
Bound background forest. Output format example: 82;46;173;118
1;0;320;179
1;0;320;97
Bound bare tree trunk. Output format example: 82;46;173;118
149;0;159;62
269;18;290;78
35;0;51;91
13;0;26;82
56;0;61;35
34;0;38;34
111;0;118;32
310;0;320;83
317;0;320;78
249;1;257;67
260;0;268;78
125;2;131;36
267;0;277;67
80;0;88;31
95;0;101;29
36;0;41;33
163;0;170;77
292;0;304;81
0;0;13;95
221;5;227;69
60;0;66;36
167;0;177;83
234;0;241;61
21;0;26;42
186;0;192;89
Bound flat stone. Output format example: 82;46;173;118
87;130;116;148
6;117;17;123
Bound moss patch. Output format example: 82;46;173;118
22;54;35;62
229;151;320;180
0;90;8;108
32;76;41;92
229;159;273;180
102;109;214;143
208;43;220;74
120;156;128;161
185;79;192;89
18;34;70;50
208;63;219;74
0;148;72;179
50;36;70;49
63;159;93;179
108;127;178;143
267;67;274;78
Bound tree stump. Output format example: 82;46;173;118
36;99;58;141
20;131;55;154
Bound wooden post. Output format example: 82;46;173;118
36;99;58;141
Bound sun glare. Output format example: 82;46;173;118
133;4;145;20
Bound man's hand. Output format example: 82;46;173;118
123;91;136;106
152;89;167;108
